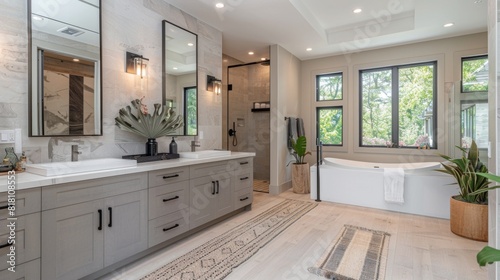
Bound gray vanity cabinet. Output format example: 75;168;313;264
0;188;41;279
189;175;232;229
41;173;148;280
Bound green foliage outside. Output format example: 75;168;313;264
185;87;197;135
361;64;434;147
462;57;488;92
317;108;342;145
317;73;342;101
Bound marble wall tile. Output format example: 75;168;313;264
0;0;222;163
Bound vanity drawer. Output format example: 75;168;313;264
42;173;147;210
230;157;253;175
234;188;253;209
234;171;253;191
149;166;190;188
149;181;189;220
190;161;230;179
148;210;189;248
0;258;40;280
0;212;41;271
0;188;41;219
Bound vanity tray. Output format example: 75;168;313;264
122;153;179;163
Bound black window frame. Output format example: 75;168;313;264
316;72;343;101
359;61;438;149
461;55;488;93
316;106;343;147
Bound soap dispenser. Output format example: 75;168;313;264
169;137;178;154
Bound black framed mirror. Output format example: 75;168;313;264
29;0;102;136
162;20;198;136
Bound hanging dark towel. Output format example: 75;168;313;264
297;118;305;137
288;117;298;150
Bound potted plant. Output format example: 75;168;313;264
289;136;311;194
475;172;500;266
437;140;493;241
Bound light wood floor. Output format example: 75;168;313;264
100;190;488;280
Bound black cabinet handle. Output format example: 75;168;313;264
163;196;180;202
0;205;8;210
239;161;249;165
0;242;10;249
211;181;216;195
108;207;112;228
98;209;102;230
163;174;180;179
240;197;249;201
216;180;220;194
163;224;179;232
240;177;249;180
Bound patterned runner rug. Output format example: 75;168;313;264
308;225;391;280
141;199;317;280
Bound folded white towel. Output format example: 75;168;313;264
384;168;405;204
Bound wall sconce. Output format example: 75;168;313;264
207;75;222;95
126;51;149;78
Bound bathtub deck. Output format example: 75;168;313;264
99;190;487;280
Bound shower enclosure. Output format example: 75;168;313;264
226;60;270;192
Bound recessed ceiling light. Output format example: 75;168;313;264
444;22;454;27
72;58;80;62
248;51;254;55
173;67;178;70
215;3;224;8
32;15;43;21
306;48;312;52
353;8;362;14
187;43;194;46
223;59;228;63
261;57;266;61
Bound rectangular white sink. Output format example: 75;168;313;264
179;150;231;159
26;158;137;177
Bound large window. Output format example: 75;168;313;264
316;73;343;146
360;62;437;148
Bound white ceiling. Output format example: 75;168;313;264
164;0;487;63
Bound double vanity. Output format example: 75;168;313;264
0;152;254;280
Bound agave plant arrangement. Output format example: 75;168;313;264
436;140;491;204
115;98;184;139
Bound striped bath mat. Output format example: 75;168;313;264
308;225;390;280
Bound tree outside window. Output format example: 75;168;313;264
360;62;437;148
316;72;343;146
184;87;197;135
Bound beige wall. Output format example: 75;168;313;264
0;0;222;163
300;32;488;165
270;44;301;194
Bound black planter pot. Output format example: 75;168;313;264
145;138;158;156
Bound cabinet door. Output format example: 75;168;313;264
104;190;148;267
42;200;104;280
189;177;217;229
214;177;233;218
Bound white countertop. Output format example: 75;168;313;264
0;152;255;192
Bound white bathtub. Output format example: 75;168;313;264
310;158;458;219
